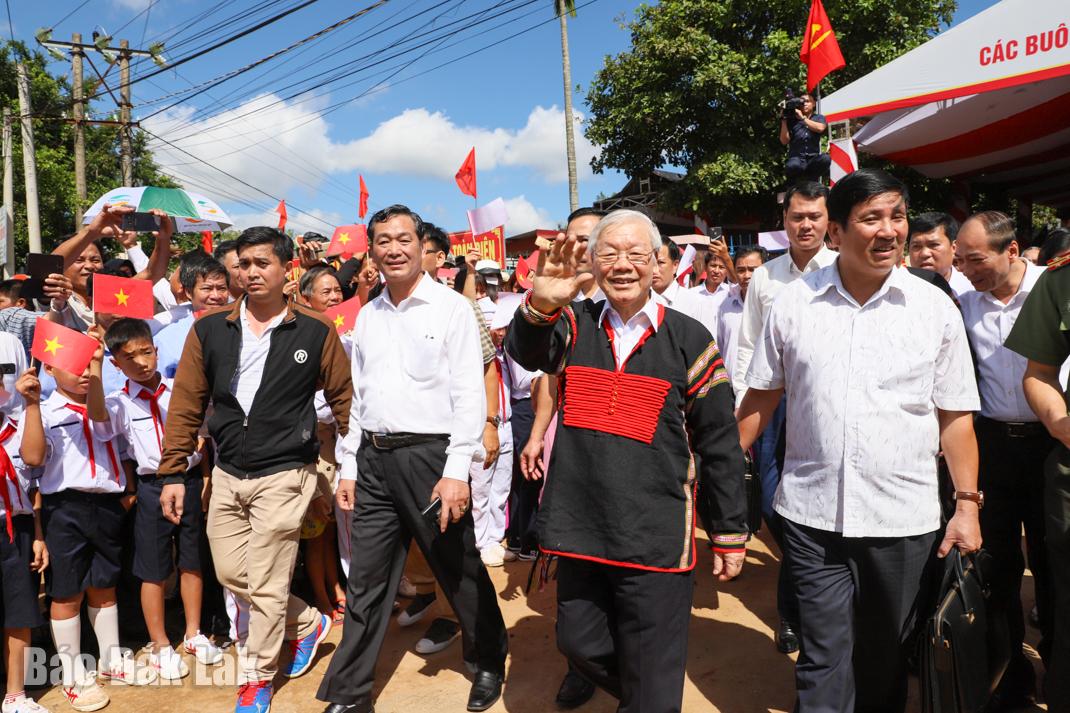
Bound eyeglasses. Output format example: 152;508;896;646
593;249;654;267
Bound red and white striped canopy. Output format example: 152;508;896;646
821;0;1070;209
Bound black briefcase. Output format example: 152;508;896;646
920;549;1007;713
743;450;762;535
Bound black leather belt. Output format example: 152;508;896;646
976;415;1049;439
363;431;449;450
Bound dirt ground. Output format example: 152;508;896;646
32;531;1045;713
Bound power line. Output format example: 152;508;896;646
4;0;14;43
48;0;93;30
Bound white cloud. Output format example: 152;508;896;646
502;196;555;234
144;95;597;205
111;0;154;9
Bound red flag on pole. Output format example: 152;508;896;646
201;231;214;254
326;224;368;258
275;200;288;232
91;273;155;319
31;318;99;376
323;296;363;335
358;176;369;219
800;0;845;92
455;148;477;199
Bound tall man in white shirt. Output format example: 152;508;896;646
318;205;508;713
908;211;973;297
733;181;836;654
737;169;983;713
956;211;1055;708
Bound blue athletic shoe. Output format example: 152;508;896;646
235;681;272;713
284;612;331;678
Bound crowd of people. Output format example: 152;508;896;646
0;167;1069;713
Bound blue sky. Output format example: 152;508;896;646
10;0;998;235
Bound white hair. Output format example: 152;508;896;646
586;209;663;256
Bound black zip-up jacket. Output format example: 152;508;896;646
158;298;352;484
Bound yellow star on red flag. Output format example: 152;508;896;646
43;337;63;355
115;289;129;306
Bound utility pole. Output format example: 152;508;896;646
16;64;42;254
119;39;133;187
2;110;14;277
72;33;87;224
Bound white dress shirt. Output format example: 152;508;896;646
959;261;1055;422
39;391;126;494
230;301;288;415
947;267;973;298
654;280;705;326
716;284;745;381
686;281;729;339
747;263;979;537
733;246;838;405
598;297;661;369
336;273;486;482
0;415;33;517
501;351;540;401
94;378;201;475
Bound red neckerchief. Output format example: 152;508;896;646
131;381;167;451
0;421;25;542
63;404;121;484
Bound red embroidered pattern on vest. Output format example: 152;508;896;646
561;365;671;444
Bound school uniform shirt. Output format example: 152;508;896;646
0;415;35;537
501;350;540;401
0;332;29;416
38;350;126;400
38;391;125;495
93;378;201;476
747;262;979;537
336;273;486;482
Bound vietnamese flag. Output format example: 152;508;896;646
455;148;477;199
275;200;288;232
327;224;368;258
92;273;155;319
800;0;845;92
358;175;369;219
201;231;214;254
515;250;538;290
323;296;363;334
31;319;99;376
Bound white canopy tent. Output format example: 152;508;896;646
822;0;1070;211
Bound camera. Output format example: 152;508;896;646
781;88;804;121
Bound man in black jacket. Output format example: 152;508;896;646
158;227;353;713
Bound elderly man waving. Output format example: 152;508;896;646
506;208;747;713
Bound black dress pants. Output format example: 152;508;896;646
317;439;508;710
556;557;694;713
506;397;540;551
783;519;939;713
976;417;1054;695
1043;445;1070;713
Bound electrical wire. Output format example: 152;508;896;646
4;0;14;43
48;0;94;30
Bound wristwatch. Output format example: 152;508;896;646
952;491;985;509
486;415;501;427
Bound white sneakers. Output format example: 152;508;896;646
98;650;158;687
61;673;109;712
2;696;52;713
148;645;189;681
183;632;224;666
480;543;507;567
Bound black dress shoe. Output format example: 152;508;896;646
555;670;595;709
467;670;503;712
322;704;369;713
776;619;799;654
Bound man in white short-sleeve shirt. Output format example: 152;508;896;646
737;169;983;713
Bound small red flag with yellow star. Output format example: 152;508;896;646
91;273;155;319
326;224;368;258
31;318;99;375
323;296;363;335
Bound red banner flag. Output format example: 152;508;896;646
448;226;504;265
800;0;845;92
455;148;477;199
358;176;369;219
201;231;214;254
92;273;155;319
323;295;363;335
275;200;288;232
31;318;99;376
515;250;538;290
327;224;368;258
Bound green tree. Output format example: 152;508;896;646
1;41;178;261
584;0;955;226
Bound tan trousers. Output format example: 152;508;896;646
208;465;321;683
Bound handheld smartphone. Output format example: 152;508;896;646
21;253;65;302
0;363;16;375
421;497;443;532
121;211;162;233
